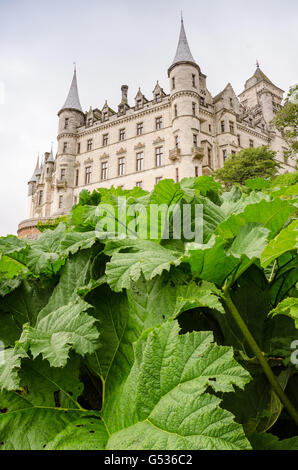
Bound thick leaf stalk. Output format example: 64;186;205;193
222;285;298;426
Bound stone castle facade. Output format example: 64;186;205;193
18;20;295;238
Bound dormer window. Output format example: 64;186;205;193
103;112;108;121
199;97;205;106
230;98;233;107
136;99;142;109
88;118;93;127
155;93;161;103
64;118;69;129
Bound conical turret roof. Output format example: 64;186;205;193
28;155;40;183
48;144;55;162
172;19;195;65
59;67;83;114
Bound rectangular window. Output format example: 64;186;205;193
208;148;212;167
193;134;198;147
118;157;125;176
85;166;92;184
103;112;108;121
38;190;43;205
192;74;196;87
63;142;67;153
155;117;162;130
174;104;178;118
59;195;63;209
136;181;143;188
223;149;227;161
249;139;254;148
237;134;241;146
88;118;92;126
75;169;79;186
77;143;81;154
195;166;199;177
101;161;108;180
209;124;212;133
136;99;142;109
221;121;225;133
155;176;162;185
175;135;179;148
103;134;108;146
230;98;233;107
229;121;234;134
155;93;161;103
172;77;175;89
60;168;66;180
136;152;144;171
231;150;236;155
176;168;179;182
192;102;196;116
119;128;125;141
64;118;69;129
137;122;143;136
155;146;163;167
200;97;205;106
87;139;92;151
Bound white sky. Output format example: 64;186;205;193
0;0;297;235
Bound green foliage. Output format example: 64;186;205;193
37;215;69;232
215;146;282;187
0;176;297;450
273;85;298;162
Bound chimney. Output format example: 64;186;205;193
121;85;128;104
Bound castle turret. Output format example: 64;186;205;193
168;18;203;178
56;66;85;214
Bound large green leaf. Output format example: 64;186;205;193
105;321;251;449
26;223;66;275
216;198;295;240
20;298;99;367
105;239;182;292
261;220;298;267
248;432;298;450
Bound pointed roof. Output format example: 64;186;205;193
252;65;273;85
48;144;55;162
172;18;195;65
29;155;40;182
59;67;83;114
168;18;199;75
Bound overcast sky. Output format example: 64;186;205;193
0;0;297;235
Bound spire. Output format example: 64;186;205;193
59;65;83;114
172;18;195;66
29;155;40;182
48;143;55;162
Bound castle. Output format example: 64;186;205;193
18;19;295;239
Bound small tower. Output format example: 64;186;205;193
238;63;284;125
168;18;203;178
55;65;85;215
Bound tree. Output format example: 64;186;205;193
273;85;298;164
214;146;281;187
